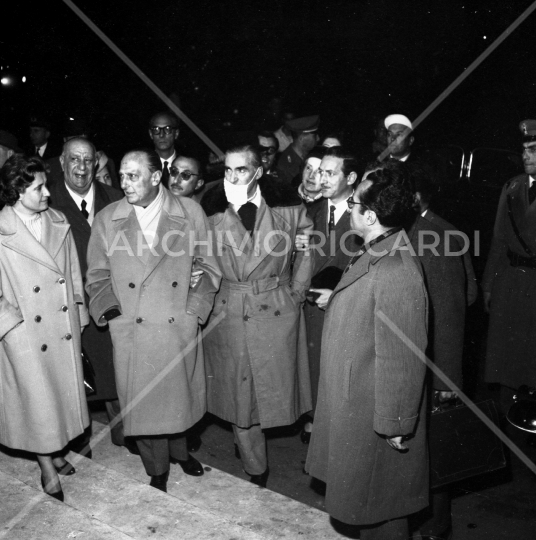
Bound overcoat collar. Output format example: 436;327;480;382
110;188;188;281
328;230;409;308
0;206;70;274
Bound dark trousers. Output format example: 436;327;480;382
135;434;188;476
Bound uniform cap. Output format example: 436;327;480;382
519;119;536;143
29;116;52;131
384;114;413;131
285;115;320;134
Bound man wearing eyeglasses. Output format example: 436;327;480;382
148;112;180;190
306;166;428;540
169;154;205;203
483;119;536;416
257;131;279;180
201;143;313;488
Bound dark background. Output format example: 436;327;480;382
1;0;535;161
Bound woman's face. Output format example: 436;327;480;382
96;165;112;186
16;172;50;215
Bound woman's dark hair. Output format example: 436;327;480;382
360;166;418;228
0;154;46;206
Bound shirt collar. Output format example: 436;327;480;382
65;182;95;209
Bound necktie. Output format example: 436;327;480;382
529;182;536;205
161;161;170;189
81;199;89;219
238;202;257;233
329;205;336;233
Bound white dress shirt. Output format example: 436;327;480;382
327;197;348;228
65;183;95;225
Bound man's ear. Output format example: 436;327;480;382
409;135;414;147
59;154;65;172
151;170;162;186
366;209;377;225
7;149;14;160
255;166;263;180
347;171;358;186
174;129;180;141
195;178;205;192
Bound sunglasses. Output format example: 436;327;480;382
149;125;177;136
169;167;200;181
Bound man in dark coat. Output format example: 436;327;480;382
483;119;536;412
201;143;313;488
306;166;429;539
276;116;319;183
301;147;360;443
48;137;124;450
148;112;180;189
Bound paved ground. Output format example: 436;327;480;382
91;398;536;540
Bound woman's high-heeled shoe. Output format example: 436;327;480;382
54;461;75;476
41;476;64;502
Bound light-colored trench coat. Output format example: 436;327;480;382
305;231;429;525
0;206;89;454
201;181;313;429
86;190;221;437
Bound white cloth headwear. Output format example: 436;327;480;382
384;114;413;130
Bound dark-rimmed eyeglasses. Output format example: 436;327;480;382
149;125;177;136
347;196;366;210
259;146;277;155
169;167;200;181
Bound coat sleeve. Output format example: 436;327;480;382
0;271;23;340
68;229;89;328
85;212;121;326
481;183;510;293
290;205;314;302
373;258;428;437
186;209;222;324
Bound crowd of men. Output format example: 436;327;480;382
0;108;535;540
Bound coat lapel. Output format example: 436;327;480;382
0;207;65;274
142;191;188;281
243;197;292;279
315;209;352;275
327;231;407;308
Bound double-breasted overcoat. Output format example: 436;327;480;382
0;206;90;454
86;189;221;437
201;179;313;429
482;174;536;388
305;231;429;525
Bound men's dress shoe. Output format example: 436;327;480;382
41;477;64;502
187;433;202;453
149;471;169;493
234;443;241;460
54;461;75;476
249;468;269;488
300;428;311;444
171;454;204;476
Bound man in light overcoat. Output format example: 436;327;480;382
201;143;313;487
86;149;221;492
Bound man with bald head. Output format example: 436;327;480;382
86;149;221;492
48;137;123;456
148;112;180;189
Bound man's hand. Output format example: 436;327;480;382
190;270;204;289
308;288;333;310
386;436;408;452
295;233;310;251
483;291;491;313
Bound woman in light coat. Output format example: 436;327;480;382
0;156;89;501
